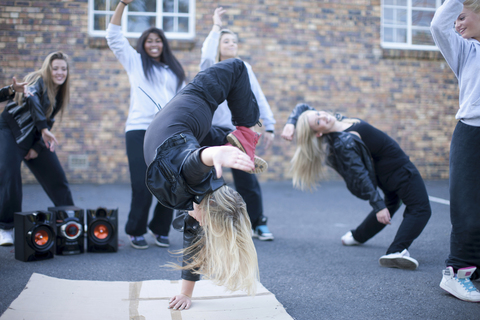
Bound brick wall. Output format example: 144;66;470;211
0;0;457;184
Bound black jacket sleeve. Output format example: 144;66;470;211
328;133;386;213
26;78;51;133
0;86;14;103
181;215;202;282
286;103;316;126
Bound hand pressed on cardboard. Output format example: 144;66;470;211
169;293;191;310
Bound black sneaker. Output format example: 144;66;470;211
148;230;170;248
129;235;148;249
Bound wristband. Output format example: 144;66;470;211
119;0;127;5
214;24;221;28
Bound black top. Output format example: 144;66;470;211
345;120;410;176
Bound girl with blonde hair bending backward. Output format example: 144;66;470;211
282;104;431;270
431;0;480;302
144;59;261;310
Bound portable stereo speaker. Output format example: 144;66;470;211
14;210;55;262
86;207;118;253
48;206;85;255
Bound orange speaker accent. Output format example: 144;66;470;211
34;230;49;246
93;224;109;240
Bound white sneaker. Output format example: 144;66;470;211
440;266;480;302
379;249;418;270
0;228;14;246
341;231;360;246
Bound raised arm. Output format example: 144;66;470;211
110;0;132;26
430;0;467;77
199;7;226;71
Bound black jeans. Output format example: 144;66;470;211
125;130;173;237
0;120;74;230
201;126;266;228
351;162;431;254
446;121;480;279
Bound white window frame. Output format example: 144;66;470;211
381;0;444;51
88;0;196;40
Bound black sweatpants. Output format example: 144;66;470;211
446;121;480;279
125;130;173;237
351;162;431;254
0;120;74;230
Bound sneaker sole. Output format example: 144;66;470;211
379;256;418;270
130;243;149;250
148;230;170;248
227;134;268;174
341;239;360;246
440;281;480;302
253;233;274;241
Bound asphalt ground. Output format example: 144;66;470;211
1;179;480;319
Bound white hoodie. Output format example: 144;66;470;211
431;0;480;126
106;24;184;132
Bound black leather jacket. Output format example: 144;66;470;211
145;132;225;211
1;78;59;152
287;103;386;213
0;85;15;103
326;132;386;212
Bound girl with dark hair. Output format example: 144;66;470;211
106;0;186;250
0;52;75;246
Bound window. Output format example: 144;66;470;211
88;0;195;40
381;0;444;50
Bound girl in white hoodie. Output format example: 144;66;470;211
106;0;185;250
431;0;480;302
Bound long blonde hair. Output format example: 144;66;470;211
291;111;359;191
171;186;259;296
15;51;70;120
291;112;329;191
464;0;480;13
216;29;239;63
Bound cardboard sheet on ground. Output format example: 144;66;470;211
1;273;293;320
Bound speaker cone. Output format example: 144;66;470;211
90;220;112;244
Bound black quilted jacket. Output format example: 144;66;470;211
286;103;386;213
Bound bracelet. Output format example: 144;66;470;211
119;0;127;5
9;84;15;95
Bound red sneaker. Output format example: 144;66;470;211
227;127;268;173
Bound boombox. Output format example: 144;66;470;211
14;211;55;262
48;206;85;255
86;207;118;253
